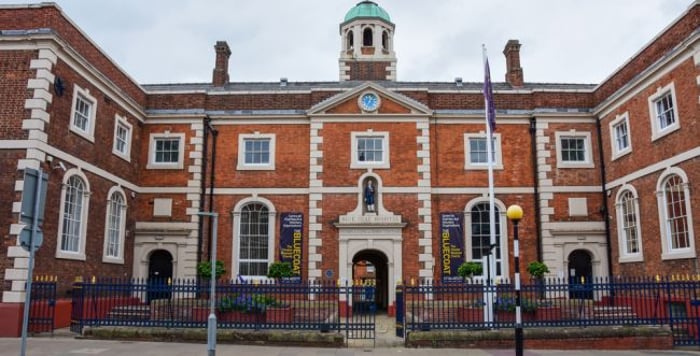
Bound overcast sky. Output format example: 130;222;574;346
6;0;692;84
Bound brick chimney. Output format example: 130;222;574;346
503;39;524;87
212;41;231;87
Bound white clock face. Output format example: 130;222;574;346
360;92;379;111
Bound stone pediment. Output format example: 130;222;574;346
307;82;431;116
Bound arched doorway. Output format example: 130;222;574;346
148;250;173;302
568;249;593;299
353;249;388;312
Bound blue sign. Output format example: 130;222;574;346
279;212;303;283
440;212;464;283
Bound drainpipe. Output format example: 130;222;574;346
206;122;219;260
529;116;543;262
595;117;614;278
197;116;211;279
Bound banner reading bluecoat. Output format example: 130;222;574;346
279;212;303;283
440;212;464;283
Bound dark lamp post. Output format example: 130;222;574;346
506;204;524;356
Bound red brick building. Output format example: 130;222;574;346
0;1;698;327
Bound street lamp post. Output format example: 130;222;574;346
506;204;524;356
197;211;218;356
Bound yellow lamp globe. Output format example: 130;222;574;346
506;204;523;221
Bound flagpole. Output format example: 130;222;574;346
482;44;497;325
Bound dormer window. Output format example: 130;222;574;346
363;27;373;46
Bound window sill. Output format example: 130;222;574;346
611;149;632;161
618;254;644;263
557;162;595;169
102;256;124;264
350;162;390;170
69;126;95;143
465;164;504;170
112;150;131;163
55;251;86;261
236;164;275;171
661;249;696;260
146;163;183;170
651;124;680;142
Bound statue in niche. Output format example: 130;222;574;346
364;180;376;213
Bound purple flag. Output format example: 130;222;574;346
483;56;496;132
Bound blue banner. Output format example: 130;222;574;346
279;212;303;283
440;212;464;283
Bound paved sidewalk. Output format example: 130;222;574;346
2;338;700;356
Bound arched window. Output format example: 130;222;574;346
238;203;271;277
363;27;373;46
662;175;689;249
469;202;504;277
615;187;642;261
656;168;695;259
382;31;388;50
104;188;126;263
56;171;90;260
347;31;354;50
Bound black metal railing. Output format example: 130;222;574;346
399;276;700;346
29;276;57;334
70;277;376;340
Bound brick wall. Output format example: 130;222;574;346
0;5;146;104
0;50;34;140
593;5;700;104
430;123;534;187
213;125;309;188
29;166;136;296
600;58;700;181
0;152;25;291
345;61;390;81
610;157;700;277
47;60;142;183
211;194;309;280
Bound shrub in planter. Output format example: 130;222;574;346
267;261;293;279
526;261;549;280
197;260;226;280
457;261;483;282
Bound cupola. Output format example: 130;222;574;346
339;1;397;81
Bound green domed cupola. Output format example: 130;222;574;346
338;1;397;81
343;1;391;24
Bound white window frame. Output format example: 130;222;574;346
55;169;90;261
464;132;503;170
69;85;97;142
464;198;508;281
656;167;695;260
236;132;276;171
609;112;632;160
615;185;643;263
112;115;132;162
351;131;390;169
555;131;594;168
102;186;127;264
231;197;276;281
147;132;185;170
648;82;680;141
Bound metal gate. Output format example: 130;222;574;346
345;282;376;345
29;276;56;334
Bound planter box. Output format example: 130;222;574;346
219;310;261;323
191;307;210;323
456;307;484;323
191;307;262;323
535;306;562;321
495;311;535;322
265;306;294;323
